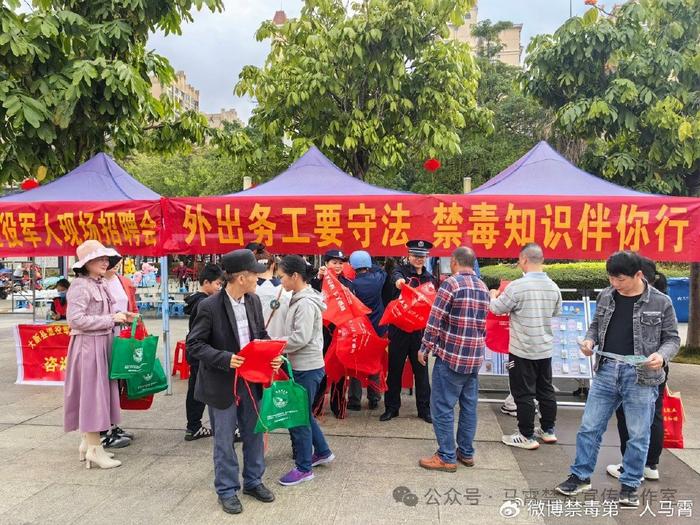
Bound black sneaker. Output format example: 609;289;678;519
619;485;640;508
234;428;242;443
112;426;134;440
184;426;213;441
556;474;592;496
101;432;131;449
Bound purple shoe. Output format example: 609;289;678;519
311;451;336;467
278;467;314;486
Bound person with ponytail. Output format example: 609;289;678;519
277;255;335;485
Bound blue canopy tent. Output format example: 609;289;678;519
0;153;174;392
470;141;647;196
0;153;160;202
470;141;652;404
231;145;412;196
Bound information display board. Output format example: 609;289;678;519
479;300;595;379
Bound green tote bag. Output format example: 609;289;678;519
109;318;158;379
125;358;168;398
254;359;310;433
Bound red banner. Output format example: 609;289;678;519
162;195;700;261
14;323;70;385
0;200;163;257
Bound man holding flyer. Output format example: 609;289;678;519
556;251;680;509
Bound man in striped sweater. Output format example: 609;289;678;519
490;243;562;450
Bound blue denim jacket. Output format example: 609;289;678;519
586;282;680;386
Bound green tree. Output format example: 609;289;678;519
234;0;490;181
0;0;223;183
405;57;553;194
470;19;514;60
127;122;291;197
215;120;290;186
125;147;241;197
522;0;700;349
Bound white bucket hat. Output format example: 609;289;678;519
72;240;122;270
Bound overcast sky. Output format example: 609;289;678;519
148;0;593;121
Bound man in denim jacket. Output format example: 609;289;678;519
556;251;680;508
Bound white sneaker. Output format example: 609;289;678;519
534;427;557;444
606;463;623;479
606;463;644;483
502;432;540;450
500;405;517;417
644;466;659;480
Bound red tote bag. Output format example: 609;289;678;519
663;386;685;449
485;280;511;354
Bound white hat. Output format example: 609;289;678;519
72;240;121;270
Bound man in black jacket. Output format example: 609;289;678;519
183;263;223;441
380;240;436;423
187;249;282;515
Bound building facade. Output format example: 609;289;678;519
150;70;200;112
205;108;242;129
449;5;523;67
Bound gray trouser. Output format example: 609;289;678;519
208;384;264;499
348;375;382;405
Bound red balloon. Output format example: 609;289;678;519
20;178;40;191
423;158;441;172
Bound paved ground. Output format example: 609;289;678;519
0;315;698;525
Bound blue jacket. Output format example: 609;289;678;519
349;266;388;336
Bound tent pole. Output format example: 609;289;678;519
463;177;472;194
31;258;36;324
160;255;172;395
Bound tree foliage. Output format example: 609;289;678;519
125;146;239;197
234;0;491;181
522;0;700;196
0;0;223;183
471;19;514;60
403;57;553;194
127;122;291;197
522;0;700;348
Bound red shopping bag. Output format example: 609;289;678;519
485;280;511;354
334;317;387;375
235;340;287;384
379;282;437;333
663;386;685;448
322;270;370;326
119;321;148;340
341;262;356;281
118;380;154;410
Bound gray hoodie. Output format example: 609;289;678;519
283;285;327;371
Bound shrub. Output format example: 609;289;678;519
480;262;688;299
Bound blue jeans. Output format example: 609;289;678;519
289;368;331;472
208;380;265;499
430;357;479;464
571;360;658;489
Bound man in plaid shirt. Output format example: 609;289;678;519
417;247;490;472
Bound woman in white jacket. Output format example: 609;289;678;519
277;255;335;486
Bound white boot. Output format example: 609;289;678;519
85;445;121;469
79;435;114;461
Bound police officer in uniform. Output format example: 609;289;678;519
380;240;435;423
310;249;353;417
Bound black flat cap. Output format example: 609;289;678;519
221;249;267;274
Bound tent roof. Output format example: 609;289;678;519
470;141;648;196
0;153;160;202
231;145;411;196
